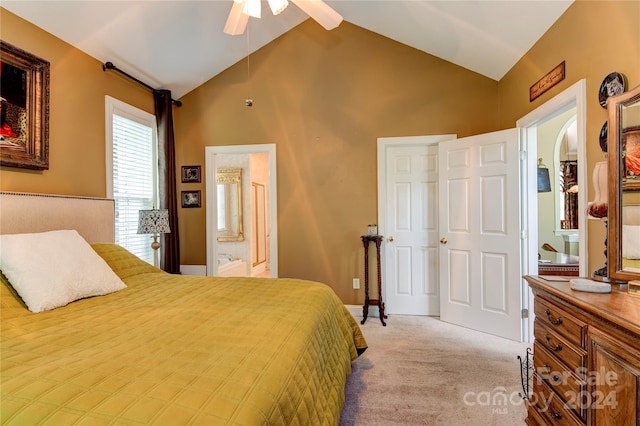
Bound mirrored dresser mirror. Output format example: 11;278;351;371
607;83;640;283
216;167;244;242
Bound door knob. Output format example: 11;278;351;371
440;238;448;244
388;236;394;242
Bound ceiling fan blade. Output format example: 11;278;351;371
224;1;249;35
290;0;343;31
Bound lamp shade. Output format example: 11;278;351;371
243;0;261;18
268;0;288;15
137;209;171;235
537;159;551;193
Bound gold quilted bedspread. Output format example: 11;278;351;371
1;244;367;425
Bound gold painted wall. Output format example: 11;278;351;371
2;2;639;304
498;0;640;276
175;21;500;303
0;8;154;197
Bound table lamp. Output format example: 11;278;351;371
137;209;171;266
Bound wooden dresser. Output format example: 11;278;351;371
524;276;640;426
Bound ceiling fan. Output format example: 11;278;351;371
224;0;343;35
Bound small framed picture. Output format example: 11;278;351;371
181;165;201;183
181;190;201;208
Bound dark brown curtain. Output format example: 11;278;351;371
154;90;181;273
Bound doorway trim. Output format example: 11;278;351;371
517;79;588;278
517;79;587;342
204;144;278;277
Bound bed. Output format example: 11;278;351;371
0;192;367;425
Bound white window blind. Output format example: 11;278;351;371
105;96;158;265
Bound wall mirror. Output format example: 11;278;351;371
217;167;244;242
607;83;640;282
537;109;580;261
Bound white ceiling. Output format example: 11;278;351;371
2;1;573;99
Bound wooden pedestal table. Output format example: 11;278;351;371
360;234;387;326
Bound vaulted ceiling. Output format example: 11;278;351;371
2;1;573;98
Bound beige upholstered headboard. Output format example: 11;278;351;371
0;192;115;243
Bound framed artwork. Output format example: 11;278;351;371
181;190;201;208
0;41;50;170
622;126;640;191
181;165;201;183
529;61;565;102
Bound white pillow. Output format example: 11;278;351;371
0;230;126;313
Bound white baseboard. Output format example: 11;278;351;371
180;265;207;276
345;304;379;318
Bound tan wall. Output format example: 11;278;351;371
2;2;639;304
175;21;499;303
0;8;154;197
498;0;640;275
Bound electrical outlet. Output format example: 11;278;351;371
352;278;360;289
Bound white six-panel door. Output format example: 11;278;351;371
378;135;456;316
438;129;522;341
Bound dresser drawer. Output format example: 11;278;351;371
526;275;640;426
534;341;587;420
531;374;584;426
534;319;586;373
526;400;551;426
535;297;587;348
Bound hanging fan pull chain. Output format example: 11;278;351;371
245;24;253;107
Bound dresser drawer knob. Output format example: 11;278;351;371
545;308;563;325
541;363;561;382
551;411;563;420
545;335;563;352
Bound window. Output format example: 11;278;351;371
105;96;158;265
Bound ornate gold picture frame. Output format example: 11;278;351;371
0;41;50;170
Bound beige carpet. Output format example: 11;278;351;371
340;315;529;425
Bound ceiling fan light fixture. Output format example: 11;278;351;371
243;0;261;19
224;0;342;35
268;0;289;15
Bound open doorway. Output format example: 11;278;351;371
204;144;278;278
518;79;587;342
518;79;587;277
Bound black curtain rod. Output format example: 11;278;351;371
102;62;182;107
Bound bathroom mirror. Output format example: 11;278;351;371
217;167;244;242
607;83;640;282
